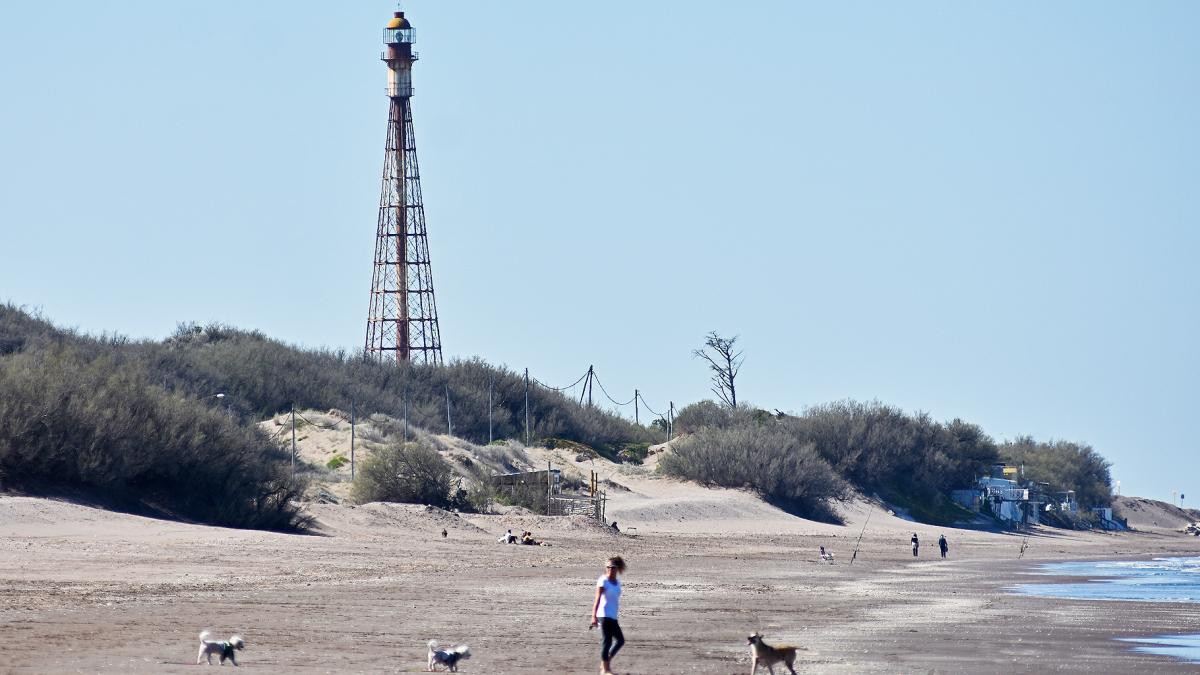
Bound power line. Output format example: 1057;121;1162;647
264;423;289;442
592;373;635;407
531;369;589;392
638;389;667;415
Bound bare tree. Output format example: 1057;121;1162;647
693;331;743;408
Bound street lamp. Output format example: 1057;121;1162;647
208;393;230;417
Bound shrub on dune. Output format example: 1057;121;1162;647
350;441;454;507
0;344;307;531
660;424;848;523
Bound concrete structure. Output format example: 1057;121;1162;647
950;464;1044;527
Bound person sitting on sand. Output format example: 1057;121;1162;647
911;533;920;557
819;545;835;563
499;529;517;544
611;521;620;533
521;531;538;545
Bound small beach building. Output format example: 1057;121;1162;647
950;464;1044;527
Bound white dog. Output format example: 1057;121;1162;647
197;630;245;666
427;640;470;672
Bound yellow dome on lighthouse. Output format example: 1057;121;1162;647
387;13;411;29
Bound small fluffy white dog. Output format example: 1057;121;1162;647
197;630;245;666
427;640;470;672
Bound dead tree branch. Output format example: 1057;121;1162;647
692;331;743;408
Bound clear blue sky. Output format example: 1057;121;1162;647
1;2;1196;502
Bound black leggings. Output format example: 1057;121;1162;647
600;618;624;661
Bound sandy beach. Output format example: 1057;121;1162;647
3;451;1200;675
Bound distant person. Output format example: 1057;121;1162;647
611;521;620;533
938;534;948;559
499;529;517;544
590;556;627;675
911;533;919;557
441;528;448;539
819;545;835;563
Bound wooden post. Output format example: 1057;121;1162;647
350;400;356;481
290;404;296;479
667;401;675;442
546;460;552;516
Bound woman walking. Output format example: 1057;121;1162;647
589;556;626;675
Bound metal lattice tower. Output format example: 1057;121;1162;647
365;10;443;365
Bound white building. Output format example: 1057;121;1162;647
950;466;1043;527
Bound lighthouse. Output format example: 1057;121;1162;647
365;10;443;365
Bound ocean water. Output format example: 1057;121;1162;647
1012;556;1200;665
1121;635;1200;665
1012;556;1200;603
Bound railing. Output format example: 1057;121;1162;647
383;28;416;44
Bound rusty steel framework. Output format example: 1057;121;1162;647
365;11;443;365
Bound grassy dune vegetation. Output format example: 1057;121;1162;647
0;305;652;529
0;304;1113;529
665;400;1113;524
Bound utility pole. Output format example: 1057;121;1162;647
487;376;494;444
290;404;296;479
350;400;356;481
524;368;531;446
579;366;595;407
634;389;639;425
667;401;675;443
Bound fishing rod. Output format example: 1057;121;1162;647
850;507;873;565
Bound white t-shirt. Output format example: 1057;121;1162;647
595;575;621;619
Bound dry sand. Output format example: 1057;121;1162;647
2;462;1200;673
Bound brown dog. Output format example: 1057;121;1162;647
747;632;797;674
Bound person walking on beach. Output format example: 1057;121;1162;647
910;533;919;557
589;556;626;675
938;534;948;559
